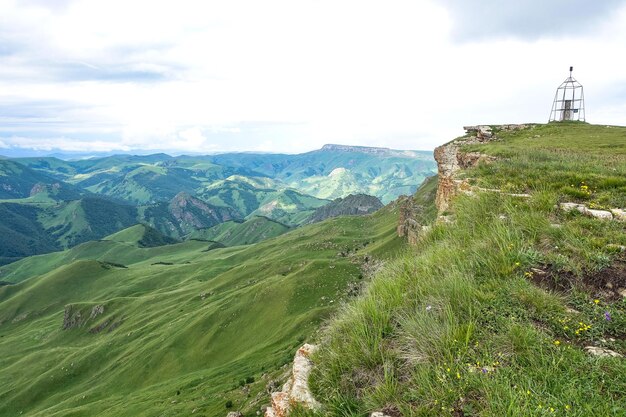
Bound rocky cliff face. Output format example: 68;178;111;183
433;125;528;214
397;125;529;244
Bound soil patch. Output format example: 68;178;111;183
530;260;626;302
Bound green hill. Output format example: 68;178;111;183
0;196;404;416
307;194;383;224
300;123;626;417
105;224;179;248
188;216;291;246
14;145;436;205
0;197;139;265
209;145;436;203
0;203;60;265
7;126;624;417
198;178;329;226
139;192;239;239
0;145;434;263
0;159;84;201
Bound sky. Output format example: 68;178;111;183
1;0;626;155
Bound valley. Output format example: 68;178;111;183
0;145;435;264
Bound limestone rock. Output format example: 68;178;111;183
397;196;422;245
559;202;584;212
265;344;320;417
585;208;613;220
227;412;244;417
371;413;392;417
433;143;461;213
610;208;626;221
585;346;623;358
433;131;498;214
559;202;615;220
463;125;493;139
500;124;529;131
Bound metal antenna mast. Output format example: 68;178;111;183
549;66;585;122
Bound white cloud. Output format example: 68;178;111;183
3;135;131;152
0;0;625;154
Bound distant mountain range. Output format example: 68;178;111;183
0;145;435;264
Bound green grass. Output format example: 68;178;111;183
464;123;626;208
300;123;626;417
0;199;403;416
188;216;291;246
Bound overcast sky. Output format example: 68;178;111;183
1;0;625;155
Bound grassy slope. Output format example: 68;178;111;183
0;200;402;417
188;216;291;247
198;178;329;226
303;123;626;417
105;224;179;248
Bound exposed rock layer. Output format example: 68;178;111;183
434;124;528;213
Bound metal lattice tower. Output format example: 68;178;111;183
549;66;585;122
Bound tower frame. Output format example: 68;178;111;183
549;66;585;122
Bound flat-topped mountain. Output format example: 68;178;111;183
320;143;423;157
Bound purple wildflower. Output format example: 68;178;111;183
604;311;611;321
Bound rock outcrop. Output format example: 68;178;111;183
62;303;112;332
265;344;320;417
434;124;528;213
169;192;236;229
396;195;422;245
560;203;625;222
585;346;623;358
